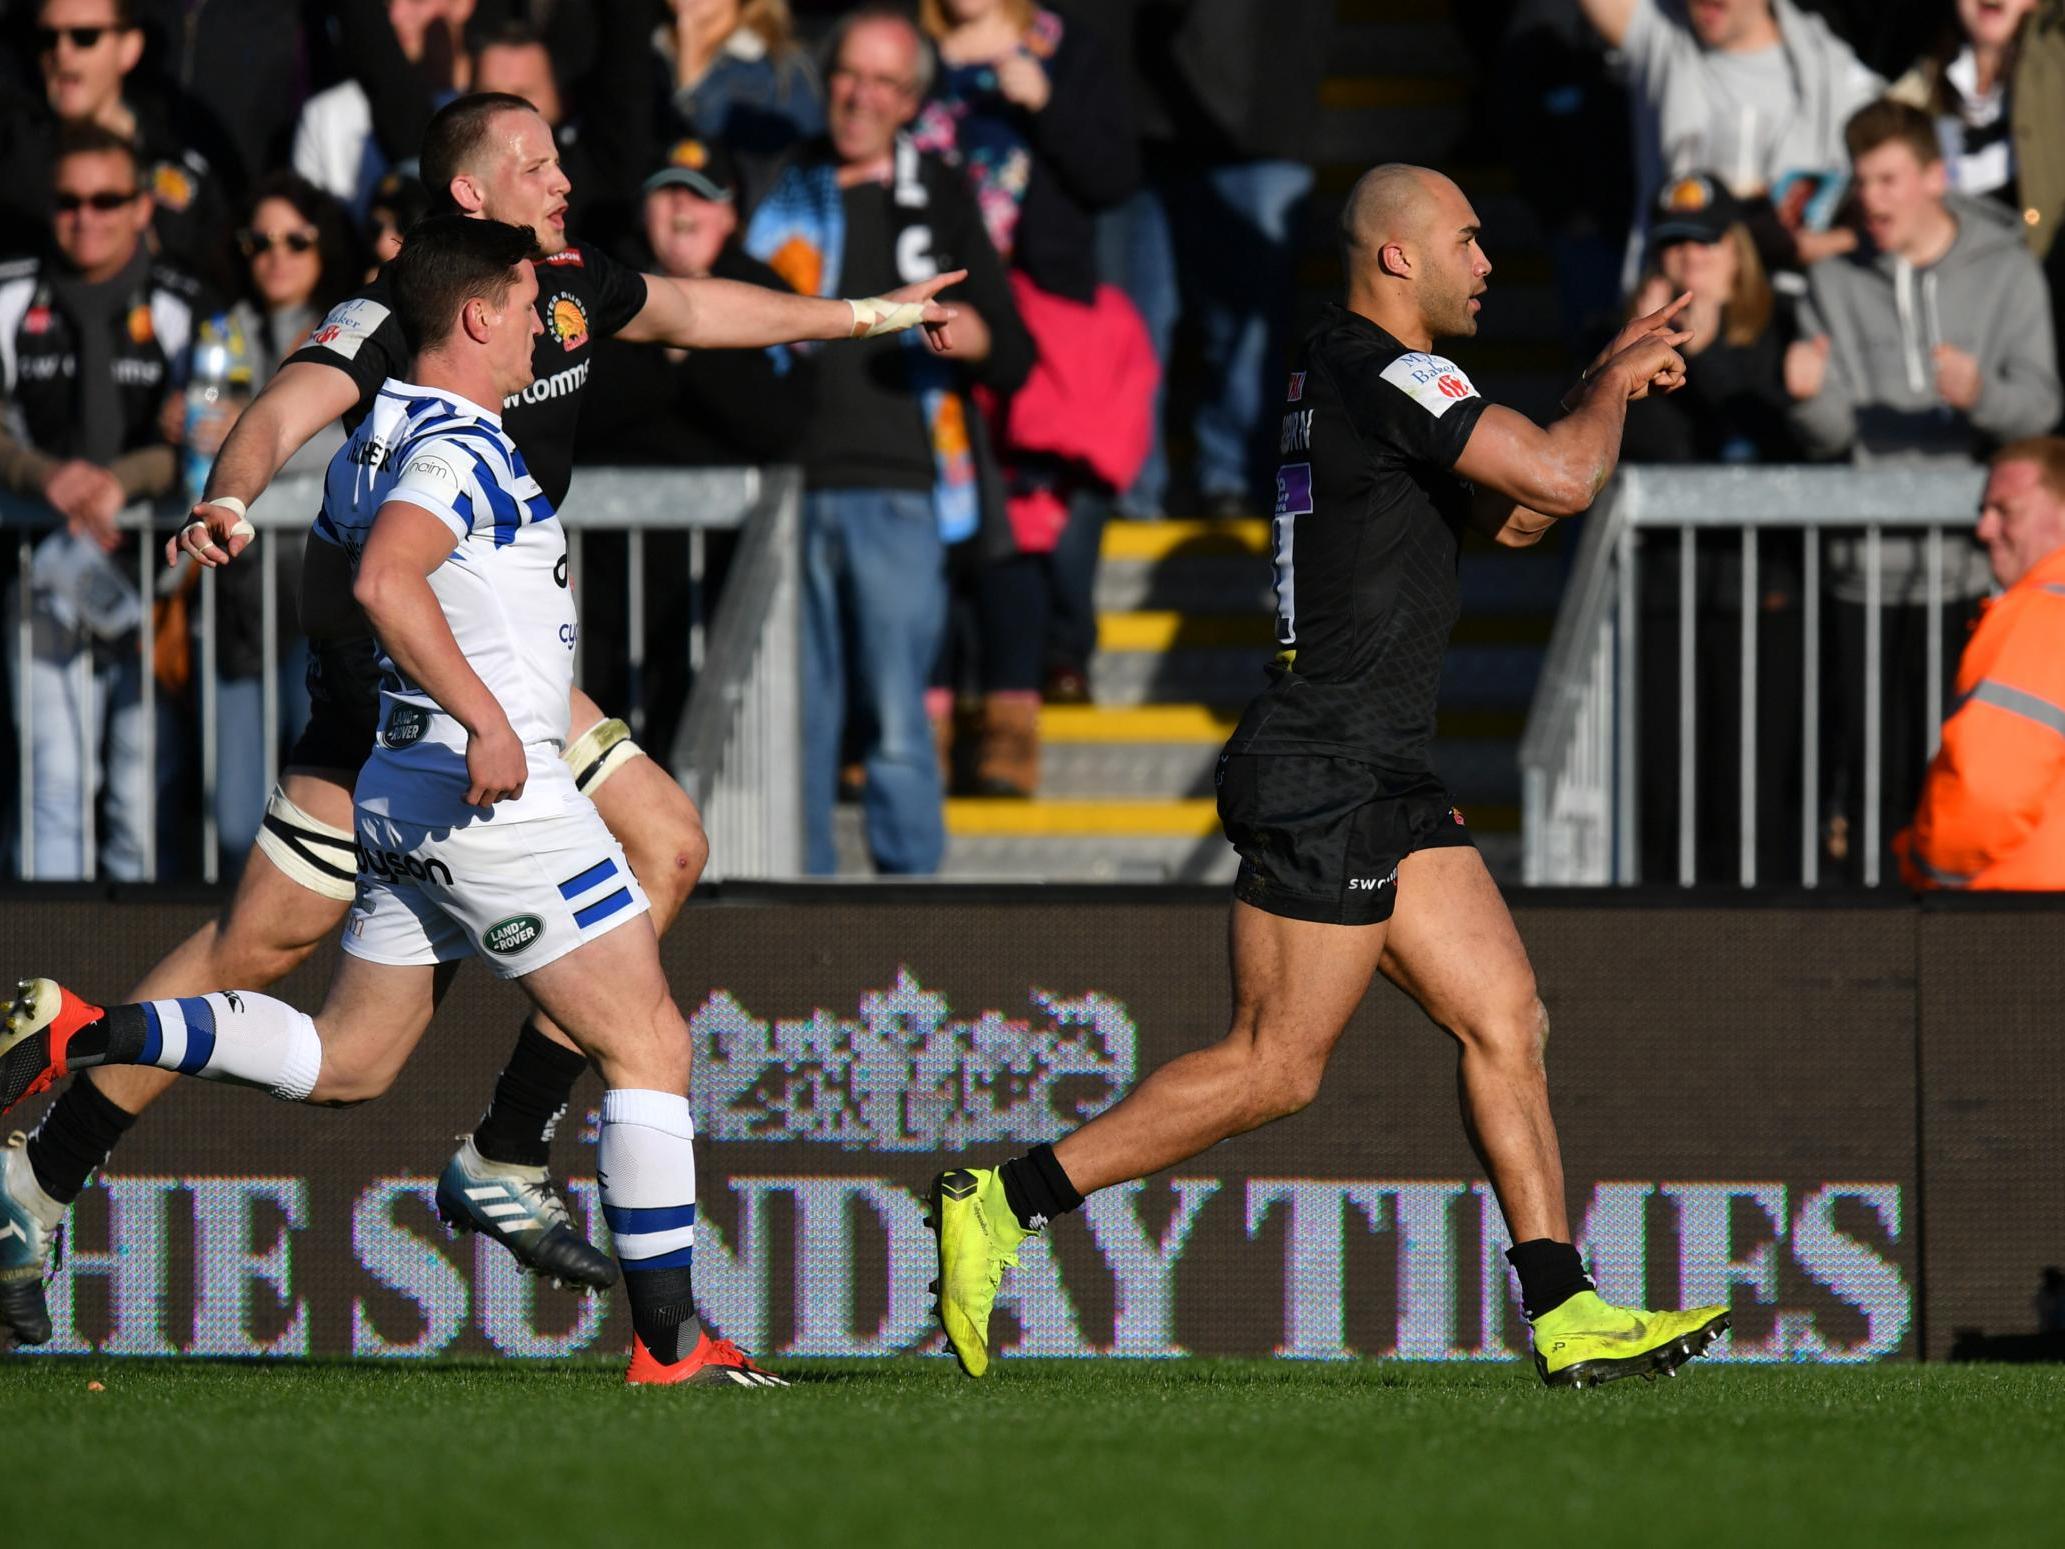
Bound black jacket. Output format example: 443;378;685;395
0;249;201;461
1623;325;1799;465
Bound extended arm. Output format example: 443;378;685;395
615;268;963;351
172;360;363;567
352;501;527;808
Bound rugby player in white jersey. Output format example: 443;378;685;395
2;216;777;1385
0;91;960;1346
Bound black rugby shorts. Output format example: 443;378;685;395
1216;752;1474;926
283;634;382;774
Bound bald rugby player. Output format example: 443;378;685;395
930;164;1730;1389
0;90;962;1347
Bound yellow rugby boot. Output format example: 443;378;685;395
927;1167;1030;1377
1531;1290;1730;1388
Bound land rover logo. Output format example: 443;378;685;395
382;705;428;749
483;914;543;955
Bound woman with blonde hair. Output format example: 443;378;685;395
1625;173;1794;464
659;0;822;162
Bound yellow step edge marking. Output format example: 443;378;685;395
946;798;1521;837
1094;612;1552;651
1099;612;1272;651
1040;705;1241;743
946;799;1222;838
1040;705;1527;743
1102;519;1271;560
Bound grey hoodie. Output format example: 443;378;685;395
1792;198;2062;601
1619;0;1882;288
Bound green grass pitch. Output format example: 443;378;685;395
8;1359;2064;1547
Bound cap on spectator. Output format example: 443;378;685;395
642;137;736;203
1649;173;1741;247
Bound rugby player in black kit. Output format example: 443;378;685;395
932;164;1731;1389
0;91;962;1353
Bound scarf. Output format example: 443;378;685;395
744;141;979;543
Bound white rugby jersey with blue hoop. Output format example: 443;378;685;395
314;379;580;825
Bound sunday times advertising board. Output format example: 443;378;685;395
7;893;2050;1365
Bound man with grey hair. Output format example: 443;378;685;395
932;163;1731;1390
743;4;1032;877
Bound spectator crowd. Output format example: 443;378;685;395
4;0;2065;889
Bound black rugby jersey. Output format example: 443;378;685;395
285;242;649;506
1225;304;1489;769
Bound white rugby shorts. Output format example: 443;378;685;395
342;804;651;980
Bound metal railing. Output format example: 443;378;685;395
1520;465;1989;888
665;467;804;881
3;466;801;883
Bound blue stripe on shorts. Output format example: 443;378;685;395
573;887;633;929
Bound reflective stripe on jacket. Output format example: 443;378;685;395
1897;546;2065;889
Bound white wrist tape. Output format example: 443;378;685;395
846;296;929;339
186;495;255;546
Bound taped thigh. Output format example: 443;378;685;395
253;784;359;901
563;715;644;796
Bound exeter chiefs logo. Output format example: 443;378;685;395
546;292;589;351
686;968;1137;1149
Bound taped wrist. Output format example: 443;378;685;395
188;493;255;543
846;295;928;339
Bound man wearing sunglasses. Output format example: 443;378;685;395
0;124;207;887
0;0;229;286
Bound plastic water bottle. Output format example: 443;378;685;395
183;312;253;509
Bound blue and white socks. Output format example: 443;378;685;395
598;1087;702;1363
74;992;322;1101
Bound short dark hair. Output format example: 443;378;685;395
471;19;549;58
421;92;541;214
389;215;539;354
1845;99;1940;168
51;120;139;183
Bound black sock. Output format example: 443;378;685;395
998;1143;1085;1231
1507;1239;1595;1321
624;1264;701;1363
26;1074;138;1204
473;1020;587;1167
58;1003;151;1067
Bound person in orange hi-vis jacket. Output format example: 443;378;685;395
1898;435;2065;890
